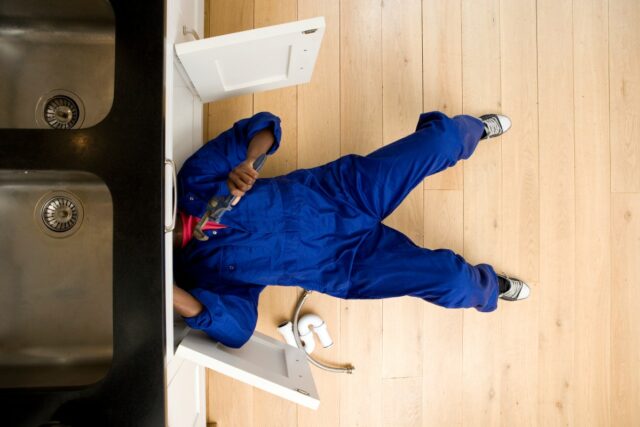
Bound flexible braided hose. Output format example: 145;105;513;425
292;290;354;374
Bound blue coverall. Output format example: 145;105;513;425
175;111;499;348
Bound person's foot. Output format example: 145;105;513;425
479;114;512;139
497;274;530;301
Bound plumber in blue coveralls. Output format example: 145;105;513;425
172;111;530;348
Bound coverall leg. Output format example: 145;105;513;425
326;111;484;220
318;111;499;311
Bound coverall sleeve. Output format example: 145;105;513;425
178;111;282;217
182;285;264;348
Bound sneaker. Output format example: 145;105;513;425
480;114;512;139
498;274;530;301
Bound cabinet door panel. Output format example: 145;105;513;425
175;17;325;102
177;330;320;409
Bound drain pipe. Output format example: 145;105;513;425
292;290;354;374
277;321;298;347
278;314;334;354
277;321;316;353
298;314;333;351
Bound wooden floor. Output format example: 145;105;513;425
202;0;640;425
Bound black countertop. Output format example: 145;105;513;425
0;1;167;426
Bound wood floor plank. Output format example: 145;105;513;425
382;0;423;151
207;370;254;426
252;388;298;427
381;296;423;380
297;0;341;169
339;300;383;427
207;0;254;35
254;0;298;179
461;0;502;425
296;1;342;426
206;95;254;141
423;0;464;190
252;1;300;425
296;293;342;427
381;0;424;381
340;0;382;156
500;0;540;284
204;2;256;425
573;1;611;425
252;0;298;334
537;0;575;425
381;0;424;247
460;0;503;259
339;1;383;424
382;377;423;427
423;189;464;427
611;194;640;426
610;0;640;192
499;0;540;424
205;0;254;140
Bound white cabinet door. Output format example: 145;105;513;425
174;17;325;102
177;329;320;410
167;358;206;427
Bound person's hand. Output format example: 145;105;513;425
227;158;260;198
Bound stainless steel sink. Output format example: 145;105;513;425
0;0;115;129
0;170;113;388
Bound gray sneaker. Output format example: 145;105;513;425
480;114;512;139
498;274;531;301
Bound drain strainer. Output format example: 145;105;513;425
44;96;80;129
42;196;79;232
35;90;85;130
35;191;84;238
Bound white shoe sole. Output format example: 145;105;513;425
517;282;530;300
496;114;512;133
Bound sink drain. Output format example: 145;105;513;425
42;196;79;232
35;90;85;129
36;191;84;238
43;96;80;129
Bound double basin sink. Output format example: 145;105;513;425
1;0;115;389
0;0;166;423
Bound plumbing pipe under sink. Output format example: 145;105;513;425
277;314;333;355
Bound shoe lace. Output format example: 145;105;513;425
484;116;502;137
501;276;523;299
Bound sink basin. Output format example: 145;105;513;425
0;0;115;129
0;170;113;388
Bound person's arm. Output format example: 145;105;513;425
173;284;203;318
176;285;264;348
227;128;275;198
178;112;281;218
247;128;276;162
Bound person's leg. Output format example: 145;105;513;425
319;111;485;220
347;224;499;312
